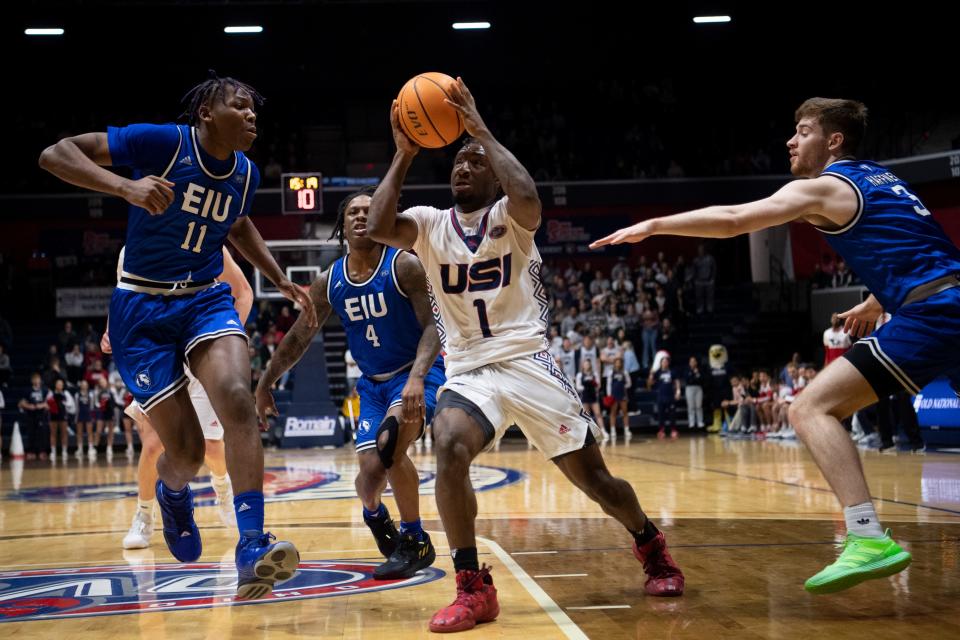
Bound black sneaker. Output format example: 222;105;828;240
364;507;399;559
373;531;437;580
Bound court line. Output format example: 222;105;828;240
567;605;631;610
477;535;588;640
534;573;588;578
609;451;960;516
511;550;559;555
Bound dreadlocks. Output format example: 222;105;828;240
329;186;378;247
180;70;264;126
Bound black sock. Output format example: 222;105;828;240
452;546;479;572
632;519;659;547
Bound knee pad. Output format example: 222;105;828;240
376;416;400;469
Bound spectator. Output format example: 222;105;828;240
811;263;832;289
823;312;852;367
577;334;600;375
94;377;115;455
611;271;634;295
641;307;660;369
18;373;50;460
75;379;95;458
547;326;563;351
560;306;580;338
58;321;79;354
275;305;296;334
755;370;776;432
648;356;680;439
551;337;578;381
693;244;717;314
588;269;610;297
111;379;134;455
83;340;102;369
605;301;625;335
85;359;108;388
622;340;641;377
566;321;585;349
64;343;85;385
81;323;100;350
606;357;633;437
611;256;631;281
0;344;11;386
658;317;677;355
876;390;925;453
599;335;623;378
43;356;67;391
779;353;802;387
584;298;608;337
684;356;705;429
832;259;854;287
576;358;606;439
724;376;759;434
48;378;75;460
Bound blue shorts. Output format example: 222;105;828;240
109;283;247;410
845;287;960;397
354;363;446;454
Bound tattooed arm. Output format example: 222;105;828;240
394;252;442;423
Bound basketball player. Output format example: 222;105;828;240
368;78;684;634
114;247;250;549
256;189;444;580
39;73;315;599
591;98;960;593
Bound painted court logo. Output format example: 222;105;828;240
9;464;523;504
0;561;444;622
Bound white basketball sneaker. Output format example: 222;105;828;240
123;508;155;549
211;475;237;528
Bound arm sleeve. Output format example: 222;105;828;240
107;123;181;172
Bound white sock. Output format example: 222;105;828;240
844;502;884;537
137;499;153;517
210;473;229;492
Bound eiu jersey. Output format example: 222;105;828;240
817;160;960;312
107;123;260;284
327;246;439;379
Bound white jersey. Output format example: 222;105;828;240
405;197;548;377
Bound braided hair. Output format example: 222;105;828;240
329;186;378;247
180;70;264;125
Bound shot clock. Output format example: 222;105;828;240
282;173;323;214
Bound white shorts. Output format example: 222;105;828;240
125;369;224;441
439;350;600;459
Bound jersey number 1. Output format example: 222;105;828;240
473;299;493;338
181;222;208;253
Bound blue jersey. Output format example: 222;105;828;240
817;160;960;312
327;246;438;378
108;123;260;282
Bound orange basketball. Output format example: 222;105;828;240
397;72;465;149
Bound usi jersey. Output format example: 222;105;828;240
405;197;549;377
327;246;431;379
817;160;960;312
108;123;259;284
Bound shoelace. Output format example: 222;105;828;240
244;531;276;548
453;564;492;607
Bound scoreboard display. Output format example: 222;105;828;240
282;173;323;214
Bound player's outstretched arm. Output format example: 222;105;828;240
255;273;333;423
228;217;317;327
445;78;541;231
39;132;174;215
589;177;856;249
219;247;254;325
367;102;421;250
395;253;443;423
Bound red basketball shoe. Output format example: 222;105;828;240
429;565;500;633
633;531;685;596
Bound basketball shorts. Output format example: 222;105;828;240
125;367;224;441
354;363;446;454
438;350;601;459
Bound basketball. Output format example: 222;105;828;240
396;72;464;149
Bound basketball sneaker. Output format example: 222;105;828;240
122;507;155;549
374;531;436;579
804;529;912;594
429;565;499;633
235;531;300;600
155;480;202;562
364;506;400;558
211;475;237;528
633;531;684;596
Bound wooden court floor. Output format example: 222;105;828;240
1;435;958;639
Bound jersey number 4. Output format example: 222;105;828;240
365;324;381;347
891;185;931;216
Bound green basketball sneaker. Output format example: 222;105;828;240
804;529;912;594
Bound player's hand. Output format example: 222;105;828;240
590;221;652;249
838;296;884;338
121;175;175;215
255;383;278;428
390;100;420;157
444;77;490;138
100;332;112;354
277;279;318;328
400;374;426;424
